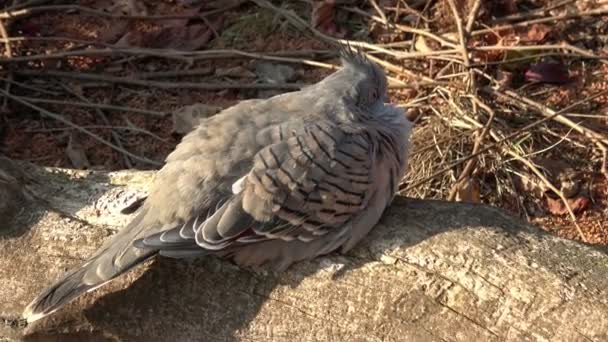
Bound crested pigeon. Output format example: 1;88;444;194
23;48;414;322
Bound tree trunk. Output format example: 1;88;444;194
0;157;607;342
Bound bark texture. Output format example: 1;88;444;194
0;157;607;342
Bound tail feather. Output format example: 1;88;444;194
23;208;156;323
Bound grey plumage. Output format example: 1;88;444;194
23;49;414;322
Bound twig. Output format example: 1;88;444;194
490;87;608;179
251;0;449;76
403;89;608;191
0;19;12;58
410;130;471;158
343;7;458;48
407;0;434;53
60;84;133;167
490;0;576;24
383;1;430;21
365;54;438;84
200;15;220;41
0;18;12;112
447;96;494;201
0;40;339;67
465;0;483;33
6;48;440;87
0;46;194;63
1;73;11;113
0;77;61;96
0;2;246;20
25;125;168;143
2;0;53;12
471;8;608;37
4;42;599;66
136;68;215;79
446;0;477;93
446;0;470;67
368;0;388;25
492;88;608;146
446;95;588;241
0;36;334;59
471;43;606;62
190;49;340;69
13;96;168;117
508;148;588;242
0;88;162;167
469;53;602;67
15;70;305;90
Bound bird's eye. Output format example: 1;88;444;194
370;88;378;101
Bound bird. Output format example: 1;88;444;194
23;47;414;323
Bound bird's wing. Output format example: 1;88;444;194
135;120;378;259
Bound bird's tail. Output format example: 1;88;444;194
23;208;156;323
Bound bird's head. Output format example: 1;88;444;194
313;46;409;125
297;46;410;125
326;47;388;111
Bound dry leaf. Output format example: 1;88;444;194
95;0;148;16
312;0;340;36
172;103;221;134
495;69;514;89
546;196;590;215
525;62;571;84
94;0;147;43
525;24;552;43
190;0;243;9
500;0;518;15
114;9;223;51
66;133;90;169
414;36;433;52
116;22;217;50
455;177;481;203
470;33;506;63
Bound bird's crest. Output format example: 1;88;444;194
339;43;371;70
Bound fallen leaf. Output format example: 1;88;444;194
172;103;221;134
185;0;243;9
17;22;43;36
455;177;481;203
312;0;340;36
95;0;148;16
66;133;90;169
525;62;571;84
93;0;147;43
500;49;540;70
99;22;131;44
525;24;552;43
414;36;433;52
115;17;223;50
157;6;202;28
470;33;506;63
537;158;582;191
500;0;518;15
546;196;590;215
495;69;514;89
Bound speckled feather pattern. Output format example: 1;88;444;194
23;49;414;322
